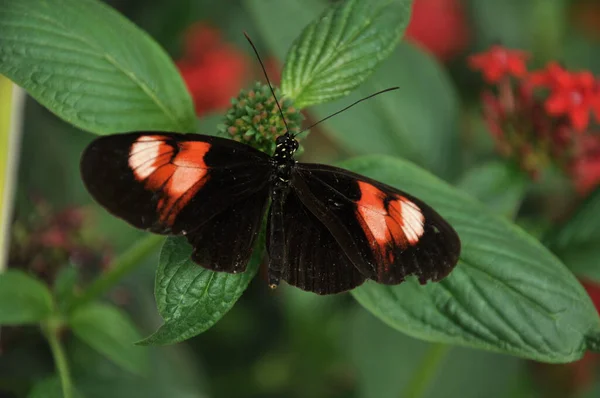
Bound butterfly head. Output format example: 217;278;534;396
272;133;299;163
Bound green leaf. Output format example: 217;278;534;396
456;161;528;219
0;270;53;325
544;186;600;282
54;265;78;310
280;0;413;108
0;0;196;134
244;0;325;60
314;42;460;179
138;234;262;345
349;308;521;398
28;377;83;398
546;185;600;249
69;302;147;375
70;338;207;398
342;155;600;363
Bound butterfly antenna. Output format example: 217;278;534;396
296;87;400;136
244;32;290;133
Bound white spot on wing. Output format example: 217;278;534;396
129;137;162;179
399;199;424;244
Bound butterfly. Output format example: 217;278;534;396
80;36;460;295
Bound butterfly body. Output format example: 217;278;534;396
81;130;460;294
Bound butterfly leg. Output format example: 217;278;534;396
267;186;289;288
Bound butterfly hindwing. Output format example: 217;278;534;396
185;186;269;273
80;132;271;236
291;163;461;286
267;190;366;295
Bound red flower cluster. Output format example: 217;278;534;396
176;24;248;116
469;46;600;194
9;198;111;285
530;63;600;132
405;0;469;61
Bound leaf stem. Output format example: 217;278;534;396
402;343;449;398
71;234;164;309
43;319;73;398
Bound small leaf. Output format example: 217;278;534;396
138;234;262;345
342;156;600;363
0;0;196;134
244;0;325;60
54;265;78;310
70;302;147;375
545;185;600;250
280;0;413;108
456;161;528;218
0;270;53;325
28;377;83;398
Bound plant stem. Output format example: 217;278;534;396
43;319;73;398
0;79;25;272
402;343;449;398
71;234;164;309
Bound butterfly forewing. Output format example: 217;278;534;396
80;132;271;237
291;163;461;286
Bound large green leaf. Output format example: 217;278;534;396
349;308;521;398
27;377;83;398
342;156;600;363
70;302;147;376
280;0;413;108
544;186;600;283
456;161;528;219
138;234;263;345
0;0;196;134
0;270;53;325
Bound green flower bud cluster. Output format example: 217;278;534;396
219;82;304;155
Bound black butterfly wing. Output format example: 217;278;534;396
267;190;366;295
185;186;269;273
290;163;460;286
80;132;272;273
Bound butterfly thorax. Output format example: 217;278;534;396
270;133;299;184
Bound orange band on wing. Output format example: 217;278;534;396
356;181;425;265
128;137;211;226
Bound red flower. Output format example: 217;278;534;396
468;46;529;84
529;62;600;132
176;24;248;116
405;0;469;61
